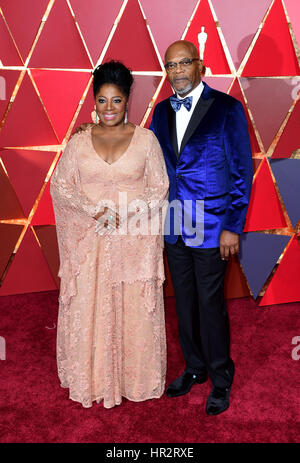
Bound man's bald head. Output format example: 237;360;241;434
164;40;203;97
164;40;199;63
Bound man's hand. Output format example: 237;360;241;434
74;123;95;134
219;230;239;261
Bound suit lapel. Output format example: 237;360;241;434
179;93;215;155
167;100;179;158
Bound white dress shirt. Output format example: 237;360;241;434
176;81;204;152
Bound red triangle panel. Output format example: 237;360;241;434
102;0;161;71
0;73;58;147
31;70;90;143
202;77;233;94
272;99;300;158
140;0;199;59
243;158;288;231
34;225;60;288
259;234;300;305
32;179;56;226
1;149;56;216
29;0;91;69
69;0;123;65
212;0;272;70
224;255;251;299
163;253;174;298
72;82;95;133
253;158;262;174
0;156;25;219
0;0;48;62
185;0;231;74
242;0;300;76
128;75;161;125
0;224;23;279
0;13;22;65
0;227;57;296
0;70;21;123
144;78;173;128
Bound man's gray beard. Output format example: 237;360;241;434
175;81;193;95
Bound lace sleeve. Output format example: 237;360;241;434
144;130;169;206
50;134;97;218
126;130;169;222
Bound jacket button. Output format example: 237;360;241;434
177;174;182;178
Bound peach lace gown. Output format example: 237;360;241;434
50;125;169;408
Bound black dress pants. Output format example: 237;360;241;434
165;236;234;389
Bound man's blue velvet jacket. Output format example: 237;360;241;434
149;81;253;248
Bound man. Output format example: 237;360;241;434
149;40;253;415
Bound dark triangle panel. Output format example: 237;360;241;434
229;78;260;154
270;159;300;228
239;232;290;299
240;77;297;153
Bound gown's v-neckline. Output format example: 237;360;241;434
90;125;137;166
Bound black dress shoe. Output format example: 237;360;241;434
206;386;231;415
166;371;207;397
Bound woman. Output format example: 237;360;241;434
50;61;169;409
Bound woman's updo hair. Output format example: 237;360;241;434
92;60;134;99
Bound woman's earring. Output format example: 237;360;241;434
124;107;128;124
91;106;99;124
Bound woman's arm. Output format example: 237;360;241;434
50;135;98;219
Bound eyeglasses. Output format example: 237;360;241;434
164;58;199;72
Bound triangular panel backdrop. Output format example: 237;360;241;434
0;0;299;306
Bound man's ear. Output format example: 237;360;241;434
200;60;206;76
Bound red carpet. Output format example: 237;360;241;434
0;291;299;443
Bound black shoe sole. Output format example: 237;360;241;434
166;376;207;398
206;403;229;415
